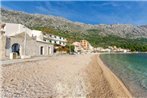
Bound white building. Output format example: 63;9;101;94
1;23;65;60
30;30;67;46
4;23;32;37
108;46;130;53
4;23;67;47
31;30;44;41
43;34;67;46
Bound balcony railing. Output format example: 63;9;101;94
43;35;67;42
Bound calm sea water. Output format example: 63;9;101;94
100;53;147;97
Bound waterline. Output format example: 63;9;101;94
100;53;147;97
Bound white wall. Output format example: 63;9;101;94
4;23;67;47
31;30;43;41
4;23;32;37
4;23;20;36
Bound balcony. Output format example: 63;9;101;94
43;35;67;42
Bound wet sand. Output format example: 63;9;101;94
0;54;132;98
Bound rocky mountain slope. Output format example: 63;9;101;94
141;25;147;29
1;8;93;32
1;8;147;38
95;24;147;38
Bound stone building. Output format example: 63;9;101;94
0;23;54;60
5;33;54;58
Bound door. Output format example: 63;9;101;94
12;43;20;55
40;46;44;55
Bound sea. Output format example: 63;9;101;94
100;53;147;97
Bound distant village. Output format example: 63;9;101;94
0;23;130;61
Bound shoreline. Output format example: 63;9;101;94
97;53;132;97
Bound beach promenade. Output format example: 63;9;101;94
0;54;131;98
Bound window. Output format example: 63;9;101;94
60;42;62;45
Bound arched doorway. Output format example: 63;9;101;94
12;43;20;56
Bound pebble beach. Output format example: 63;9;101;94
1;54;131;98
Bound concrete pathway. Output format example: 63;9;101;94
0;53;71;65
0;56;50;66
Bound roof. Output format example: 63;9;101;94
4;23;32;37
10;32;32;40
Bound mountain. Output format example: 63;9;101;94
1;8;94;32
141;25;147;29
95;24;147;38
1;8;147;51
1;8;147;39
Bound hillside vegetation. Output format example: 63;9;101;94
34;27;147;52
1;8;147;51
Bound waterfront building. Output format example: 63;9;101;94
80;40;90;50
0;23;66;60
72;40;93;53
43;34;67;46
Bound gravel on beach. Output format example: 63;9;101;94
1;54;130;98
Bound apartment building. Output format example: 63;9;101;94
72;40;93;53
43;34;67;46
80;40;91;50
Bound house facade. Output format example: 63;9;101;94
1;23;65;60
31;30;67;47
43;34;67;46
72;42;84;53
80;40;93;50
72;40;93;53
5;33;54;58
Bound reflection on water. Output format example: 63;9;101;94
100;53;147;97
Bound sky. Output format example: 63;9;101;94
1;1;147;25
